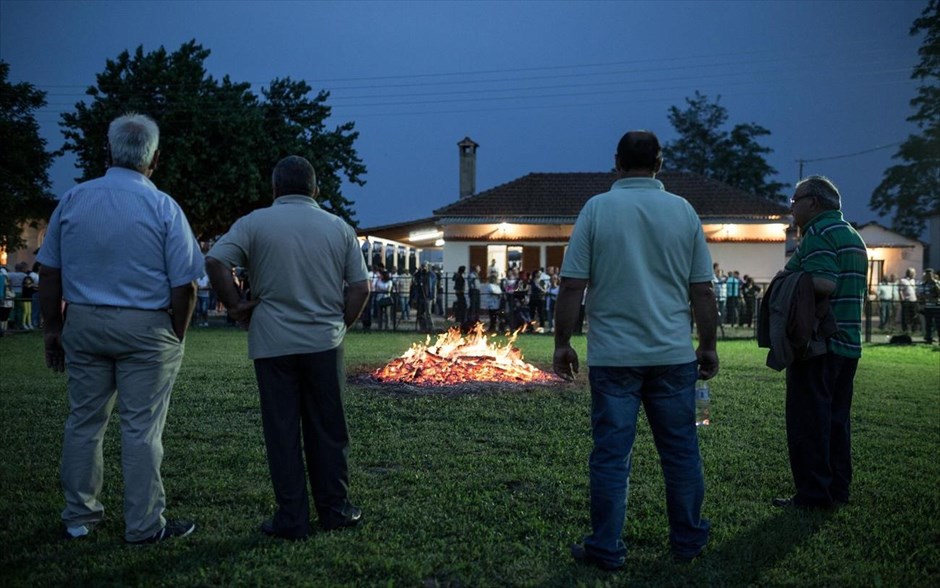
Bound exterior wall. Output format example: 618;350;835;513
864;246;923;281
706;242;787;284
857;224;925;280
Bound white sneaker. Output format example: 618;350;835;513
64;523;93;539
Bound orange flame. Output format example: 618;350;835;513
373;323;559;386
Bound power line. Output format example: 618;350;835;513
797;143;902;178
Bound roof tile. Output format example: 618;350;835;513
433;170;790;219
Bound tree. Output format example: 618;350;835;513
0;60;56;253
261;78;366;220
60;41;365;238
870;1;940;239
663;91;786;202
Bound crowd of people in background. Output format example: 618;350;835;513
0;261;41;335
874;267;940;342
711;263;762;329
5;254;937;344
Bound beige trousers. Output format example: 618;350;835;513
60;304;184;541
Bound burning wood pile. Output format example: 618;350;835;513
372;324;559;386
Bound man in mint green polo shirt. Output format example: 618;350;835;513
206;156;370;540
773;175;867;510
553;130;719;570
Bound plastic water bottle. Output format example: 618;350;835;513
695;380;711;427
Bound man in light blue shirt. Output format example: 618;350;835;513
553;130;719;570
38;113;204;544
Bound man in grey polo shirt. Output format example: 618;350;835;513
206;155;370;540
38;113;203;544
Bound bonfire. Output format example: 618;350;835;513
373;323;559;386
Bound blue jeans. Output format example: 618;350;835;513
584;361;709;565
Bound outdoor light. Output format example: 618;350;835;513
408;229;443;243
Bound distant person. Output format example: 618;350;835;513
741;275;761;329
29;262;42;329
876;275;898;330
453;265;467;325
37;113;203;543
553;130;719;570
899;268;918;333
6;262;27;330
479;273;503;332
19;265;36;330
195;273;211;327
206;155;370;540
724;271;741;326
920;269;939;344
467;264;481;325
772;176;866;509
395;268;412;321
0;266;12;335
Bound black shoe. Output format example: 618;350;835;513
320;506;362;531
260;519;309;541
126;520;195;544
673;548;704;564
772;496;833;510
570;543;623;572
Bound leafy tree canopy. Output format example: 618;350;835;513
663;91;786;203
870;0;940;239
60;40;366;238
0;60;56;253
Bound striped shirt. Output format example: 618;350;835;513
37;167;204;310
785;210;867;358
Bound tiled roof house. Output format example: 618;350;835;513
359;138;793;284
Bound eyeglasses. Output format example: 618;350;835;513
789;194;814;206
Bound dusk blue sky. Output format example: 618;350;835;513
0;0;928;232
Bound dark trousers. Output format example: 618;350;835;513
726;296;739;325
785;352;858;506
901;301;918;332
254;346;352;537
923;308;940;342
454;293;467;324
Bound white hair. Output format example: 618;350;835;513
795;175;842;210
108;113;159;170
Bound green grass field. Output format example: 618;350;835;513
0;328;938;587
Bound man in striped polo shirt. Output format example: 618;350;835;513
774;175;867;509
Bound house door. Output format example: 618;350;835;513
546;245;565;271
522;246;541;273
469;245;488;278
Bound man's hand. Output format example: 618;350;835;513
696;347;719;380
553;344;580;381
44;330;65;373
228;298;260;326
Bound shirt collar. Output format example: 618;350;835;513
611;177;665;191
274;194;321;208
105;166;157;190
803;209;843;230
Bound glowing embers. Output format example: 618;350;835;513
373;324;559;386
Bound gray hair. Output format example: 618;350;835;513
108;113;159;170
795;175;841;210
272;155;317;197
